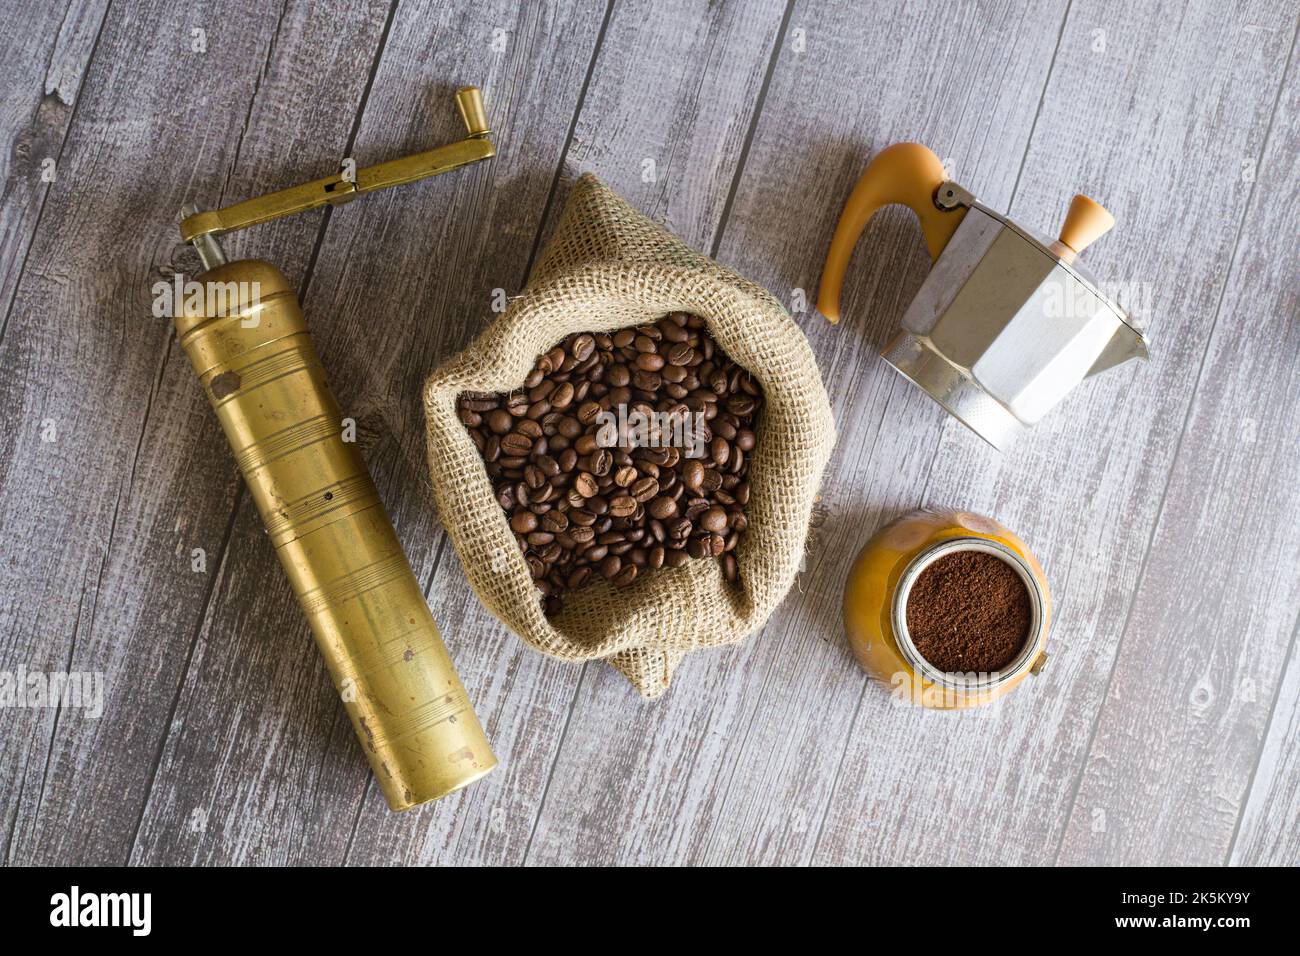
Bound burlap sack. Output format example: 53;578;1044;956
423;174;835;696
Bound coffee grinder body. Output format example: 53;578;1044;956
175;88;498;810
176;261;494;809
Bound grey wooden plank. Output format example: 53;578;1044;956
131;0;610;866
522;0;1069;866
343;0;795;867
1230;622;1300;866
0;0;108;343
1;0;394;866
814;0;1297;866
1058;27;1300;865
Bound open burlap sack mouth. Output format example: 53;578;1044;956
424;174;834;697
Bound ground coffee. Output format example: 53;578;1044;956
905;550;1031;673
458;313;760;615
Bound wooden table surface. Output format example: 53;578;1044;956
2;0;1297;867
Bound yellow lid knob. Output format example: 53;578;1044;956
1058;194;1115;255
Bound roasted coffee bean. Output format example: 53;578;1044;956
461;394;499;412
630;477;659;502
684;498;711;521
632;370;662;391
682;459;705;491
612;564;638;588
599;554;622;579
570;334;596;362
551;381;575;409
500;432;533;456
574;472;599;498
648;496;678;520
728;396;757;416
510;511;538;534
609;495;637;518
662;364;687;384
700;506;728;534
667;343;694;366
665;547;690;568
659;320;688;343
487;409;514;434
606;364;631;388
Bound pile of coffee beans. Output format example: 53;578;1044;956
457;313;761;615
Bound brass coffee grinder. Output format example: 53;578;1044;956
176;87;496;811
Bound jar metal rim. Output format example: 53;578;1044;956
891;536;1046;694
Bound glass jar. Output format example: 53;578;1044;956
843;508;1051;709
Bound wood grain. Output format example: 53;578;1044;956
0;0;110;865
0;0;108;345
1059;24;1300;864
0;0;1296;866
0;0;385;866
1231;624;1300;866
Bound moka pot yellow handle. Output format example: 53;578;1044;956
816;143;968;323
